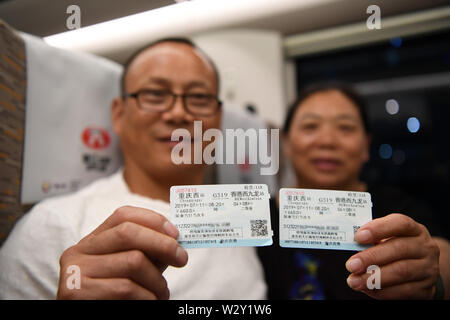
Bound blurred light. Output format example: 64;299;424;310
389;37;402;48
379;144;393;159
385;99;399;115
407;117;420;133
393;149;406;165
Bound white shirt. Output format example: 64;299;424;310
0;170;267;299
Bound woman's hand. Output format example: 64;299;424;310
345;213;440;299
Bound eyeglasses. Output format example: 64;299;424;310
122;89;222;117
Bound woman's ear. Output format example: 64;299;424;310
111;97;125;135
282;132;292;160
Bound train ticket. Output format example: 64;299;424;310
170;184;273;248
279;188;372;251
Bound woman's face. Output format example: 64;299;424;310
285;90;370;190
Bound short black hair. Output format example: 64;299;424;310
120;37;220;97
283;81;370;134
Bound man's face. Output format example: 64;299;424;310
112;42;221;178
285;90;369;189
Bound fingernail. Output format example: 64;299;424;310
346;258;363;273
176;246;188;265
163;221;179;239
347;275;362;290
355;229;371;243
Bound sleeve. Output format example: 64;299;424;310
0;202;78;299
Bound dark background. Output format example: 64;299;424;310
295;29;450;238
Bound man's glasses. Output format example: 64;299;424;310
122;89;222;117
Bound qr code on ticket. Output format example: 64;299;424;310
250;219;269;237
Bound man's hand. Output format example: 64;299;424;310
57;206;188;300
345;213;440;299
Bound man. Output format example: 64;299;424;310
0;38;266;299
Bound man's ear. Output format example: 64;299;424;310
111;97;125;135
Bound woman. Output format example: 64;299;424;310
258;82;449;300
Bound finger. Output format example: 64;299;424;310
345;236;427;274
346;258;436;291
78;250;170;300
60;277;159;300
79;222;188;268
154;261;171;274
360;279;435;300
86;206;179;239
355;214;424;245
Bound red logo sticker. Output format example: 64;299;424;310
82;127;111;150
